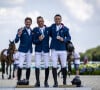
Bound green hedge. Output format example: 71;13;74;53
71;64;100;75
71;69;100;75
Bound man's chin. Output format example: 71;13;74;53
26;26;30;28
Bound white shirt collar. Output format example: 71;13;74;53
40;26;45;30
26;28;31;35
56;24;62;31
39;26;45;34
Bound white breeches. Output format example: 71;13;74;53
18;52;32;68
35;52;49;68
51;50;67;68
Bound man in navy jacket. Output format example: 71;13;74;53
50;14;71;87
33;16;50;87
15;17;33;85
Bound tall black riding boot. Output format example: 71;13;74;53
26;68;31;85
44;67;49;87
17;67;22;81
62;67;67;85
26;68;31;80
34;68;40;87
17;67;22;85
52;67;58;87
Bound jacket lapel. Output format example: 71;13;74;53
24;28;32;37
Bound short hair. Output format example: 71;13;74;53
25;17;32;22
54;14;62;18
37;16;43;20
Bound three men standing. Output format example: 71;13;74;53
15;14;71;87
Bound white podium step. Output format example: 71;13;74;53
0;87;92;90
15;87;92;90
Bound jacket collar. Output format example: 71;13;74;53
24;27;32;36
52;23;64;31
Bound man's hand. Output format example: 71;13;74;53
18;27;23;37
57;36;64;42
59;37;64;41
39;35;44;41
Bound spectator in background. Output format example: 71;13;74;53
73;49;80;77
84;56;88;65
13;50;19;80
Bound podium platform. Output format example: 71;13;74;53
0;87;92;90
16;85;76;88
14;85;92;90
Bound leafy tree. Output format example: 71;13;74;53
80;46;100;61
